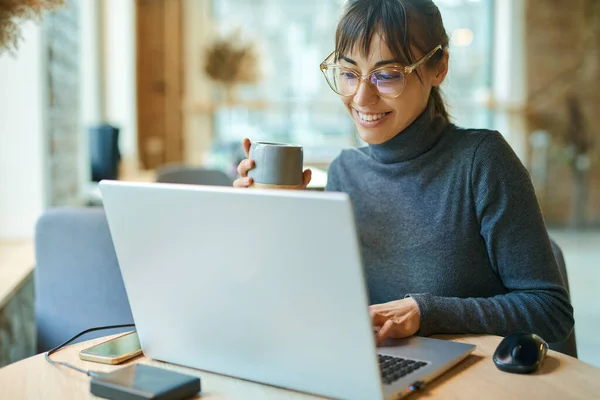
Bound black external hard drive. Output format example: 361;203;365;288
90;363;201;400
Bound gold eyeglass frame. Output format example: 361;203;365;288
319;44;442;98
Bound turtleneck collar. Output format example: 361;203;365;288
367;111;449;164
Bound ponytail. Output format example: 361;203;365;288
427;86;450;123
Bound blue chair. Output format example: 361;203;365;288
34;207;133;353
548;239;578;358
156;164;233;186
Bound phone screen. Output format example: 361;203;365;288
83;331;141;358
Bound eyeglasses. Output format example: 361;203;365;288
319;45;442;98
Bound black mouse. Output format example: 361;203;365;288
493;332;548;374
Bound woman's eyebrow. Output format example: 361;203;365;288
340;56;400;67
340;56;357;65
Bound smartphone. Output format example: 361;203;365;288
79;331;142;365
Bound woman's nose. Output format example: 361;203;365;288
352;78;379;107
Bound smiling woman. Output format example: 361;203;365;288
330;0;450;144
235;0;575;349
320;31;447;145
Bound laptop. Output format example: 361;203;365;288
99;180;475;400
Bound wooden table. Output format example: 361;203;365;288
1;333;599;399
0;240;35;309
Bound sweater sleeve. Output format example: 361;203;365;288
408;132;574;342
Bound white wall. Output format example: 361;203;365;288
79;0;102;197
0;23;47;240
103;0;137;162
0;1;137;239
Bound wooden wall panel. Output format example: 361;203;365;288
136;0;183;169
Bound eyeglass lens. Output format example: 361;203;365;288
328;67;406;96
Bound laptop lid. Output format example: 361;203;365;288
99;180;384;400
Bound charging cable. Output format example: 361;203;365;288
45;324;136;377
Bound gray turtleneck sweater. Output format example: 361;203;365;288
325;112;574;342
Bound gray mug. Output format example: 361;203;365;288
248;141;304;188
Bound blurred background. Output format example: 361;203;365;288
0;0;598;369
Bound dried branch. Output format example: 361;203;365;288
0;0;64;54
203;30;260;86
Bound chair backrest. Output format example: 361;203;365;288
34;207;133;353
156;165;233;186
548;238;578;358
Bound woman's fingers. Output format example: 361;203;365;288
243;138;251;158
302;169;312;188
370;306;407;345
237;159;255;177
233;176;253;188
234;139;255;187
376;319;395;346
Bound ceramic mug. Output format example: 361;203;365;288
248;141;304;189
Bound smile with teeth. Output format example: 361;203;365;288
357;111;390;122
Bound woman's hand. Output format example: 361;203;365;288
232;138;256;188
232;138;312;188
369;298;421;345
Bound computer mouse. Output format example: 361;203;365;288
493;332;548;374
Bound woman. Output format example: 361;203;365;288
234;0;574;345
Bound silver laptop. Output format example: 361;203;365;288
99;180;475;400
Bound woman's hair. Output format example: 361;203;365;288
0;0;64;54
335;0;450;122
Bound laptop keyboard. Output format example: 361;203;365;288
378;354;428;385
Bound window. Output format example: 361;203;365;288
210;0;494;165
436;0;495;129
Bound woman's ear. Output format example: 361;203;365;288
432;50;449;87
